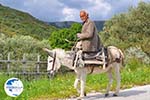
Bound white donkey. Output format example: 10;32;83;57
43;46;124;98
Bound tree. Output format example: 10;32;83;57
49;23;82;50
101;2;150;56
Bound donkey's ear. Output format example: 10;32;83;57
48;51;54;57
43;48;53;57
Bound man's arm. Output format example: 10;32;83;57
77;22;94;40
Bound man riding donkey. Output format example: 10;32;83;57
42;10;124;97
73;10;107;69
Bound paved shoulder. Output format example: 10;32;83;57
68;85;150;100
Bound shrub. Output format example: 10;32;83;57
0;33;50;60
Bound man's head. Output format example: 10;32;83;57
80;10;89;22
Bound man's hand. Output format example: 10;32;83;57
77;33;81;38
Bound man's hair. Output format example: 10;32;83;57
80;10;89;17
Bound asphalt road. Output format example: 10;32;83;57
67;85;150;100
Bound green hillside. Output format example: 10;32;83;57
0;4;57;40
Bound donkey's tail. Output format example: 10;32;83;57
118;49;125;67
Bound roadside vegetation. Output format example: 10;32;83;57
0;64;150;100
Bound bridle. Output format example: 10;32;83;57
47;51;57;78
51;51;56;71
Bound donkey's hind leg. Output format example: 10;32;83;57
105;68;113;97
113;63;121;96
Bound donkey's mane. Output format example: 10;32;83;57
53;48;65;54
52;48;73;59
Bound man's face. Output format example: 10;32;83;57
80;12;88;22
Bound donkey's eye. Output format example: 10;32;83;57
49;60;53;63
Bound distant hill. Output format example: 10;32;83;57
94;21;105;31
48;21;105;32
0;4;57;40
48;21;76;28
0;3;105;41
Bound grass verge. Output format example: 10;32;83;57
0;66;150;100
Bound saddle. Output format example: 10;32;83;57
73;47;108;69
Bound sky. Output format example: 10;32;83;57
0;0;149;22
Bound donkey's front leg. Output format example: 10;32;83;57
74;74;80;94
80;73;86;97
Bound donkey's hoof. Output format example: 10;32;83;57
77;97;82;100
84;92;87;96
79;95;85;100
105;93;109;97
113;94;118;96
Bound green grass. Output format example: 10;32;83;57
0;66;150;100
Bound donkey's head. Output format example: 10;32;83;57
43;48;61;77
